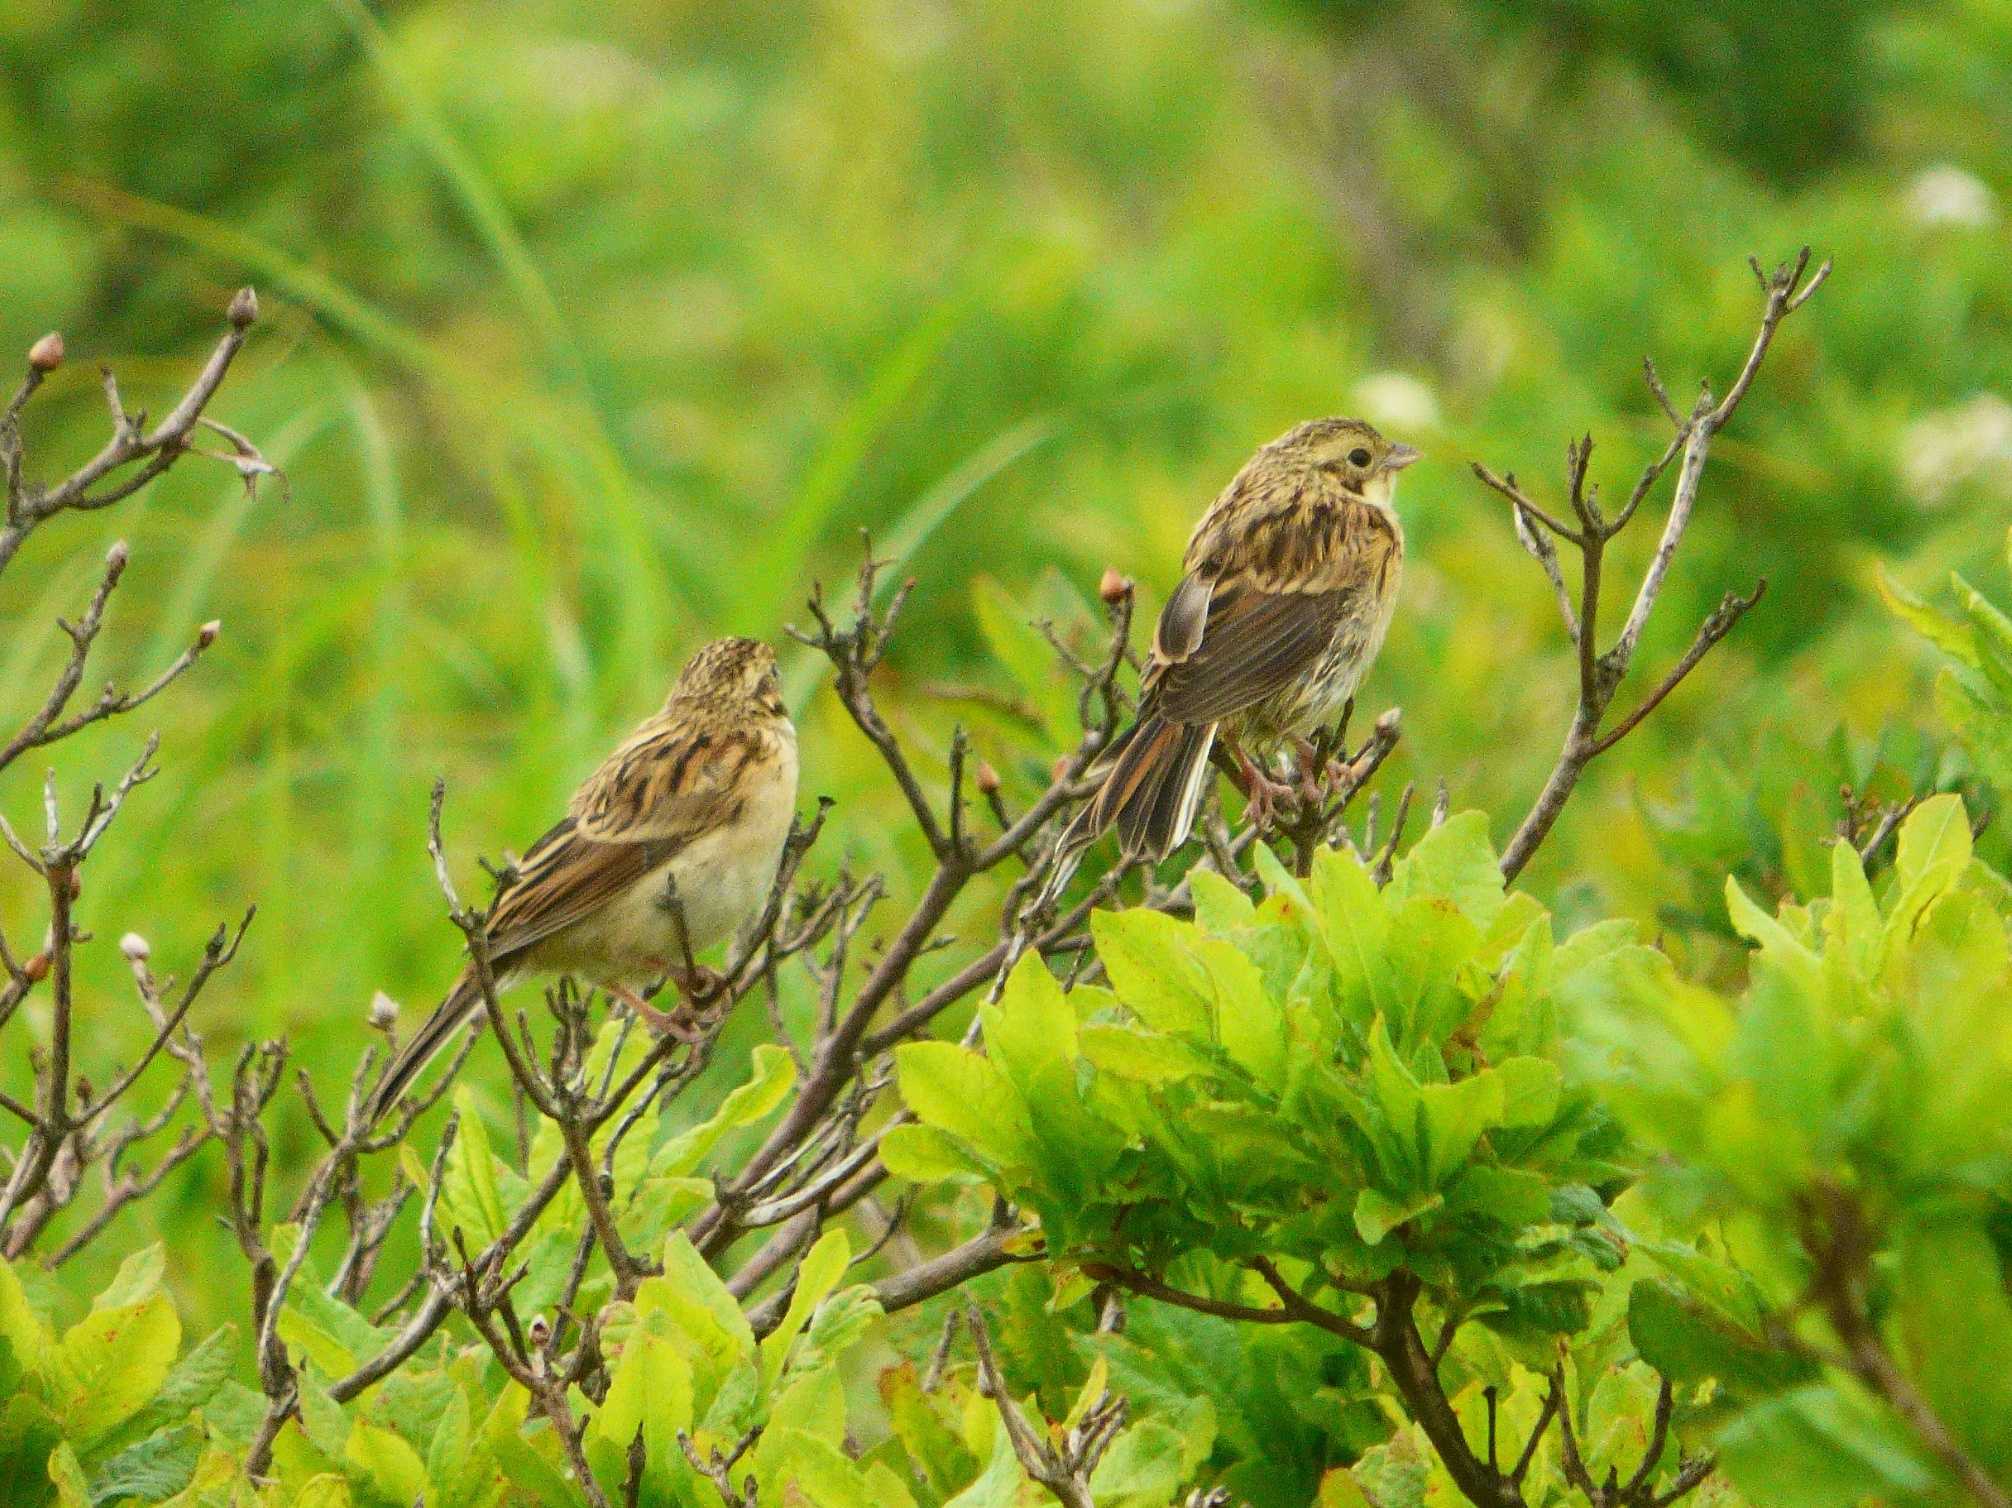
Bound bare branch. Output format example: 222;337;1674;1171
1485;254;1826;881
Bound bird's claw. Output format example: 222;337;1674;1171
610;967;727;1042
1240;764;1300;830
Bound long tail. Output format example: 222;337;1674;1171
1036;713;1217;910
366;970;484;1128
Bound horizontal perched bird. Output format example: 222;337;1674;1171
366;637;799;1126
1052;417;1416;879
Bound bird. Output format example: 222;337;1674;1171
366;636;799;1126
1050;417;1416;880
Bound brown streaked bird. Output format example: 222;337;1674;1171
1052;417;1416;879
366;637;798;1126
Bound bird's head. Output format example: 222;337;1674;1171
1269;417;1421;510
670;636;785;716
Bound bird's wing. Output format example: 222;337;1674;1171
1149;498;1397;726
480;719;769;959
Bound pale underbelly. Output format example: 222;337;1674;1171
1236;604;1396;747
530;755;797;986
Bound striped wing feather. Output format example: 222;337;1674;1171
1148;496;1397;727
480;720;763;962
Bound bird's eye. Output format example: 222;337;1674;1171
1347;447;1372;468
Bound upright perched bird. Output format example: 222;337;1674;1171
1057;417;1416;871
367;637;799;1125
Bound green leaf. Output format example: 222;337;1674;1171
1317;1469;1375;1508
1388;811;1504;930
1898;1219;2012;1470
87;1423;202;1505
1308;845;1395;1026
1419;1071;1504;1186
1493;1056;1561;1127
0;1258;52;1379
1206;935;1286;1090
642;1234;756;1398
1189;868;1257;934
1079;1023;1213;1083
753;1427;874;1508
983;952;1077;1082
273;1247;390;1381
1626;1278;1811;1394
1444;1165;1553;1228
120;1324;236;1445
768;1365;846;1445
1716;1384;1934;1506
297;1371;351;1460
1823;838;1881;975
759;1230;850;1389
1724;875;1815;968
592;1311;693;1488
1897;792;1973;894
438;1086;508;1248
879;1124;994;1183
894;1042;1036;1169
476;1388;575;1508
880;1363;975;1498
47;1441;89;1508
0;1396;62;1508
1939;668;2012;788
861;1460;923;1508
944;1421;1024;1508
424;1384;471;1499
344;1422;428;1505
1879;564;1978;666
291;1476;354;1508
1955;568;2012;691
47;1295;180;1445
980;952;1121;1189
1355;1188;1442;1245
1092;908;1216;1041
803;1285;883;1365
92;1244;165;1312
1087;1417;1186;1500
652;1043;798;1178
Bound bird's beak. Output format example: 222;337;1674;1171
1382;443;1422;473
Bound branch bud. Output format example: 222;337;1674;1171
119;932;151;962
228;287;260;328
1051;753;1073;783
975;759;1001;796
367;990;399;1032
23;950;49;983
28;332;65;372
196;619;222;650
1098;567;1132;604
106;538;130;572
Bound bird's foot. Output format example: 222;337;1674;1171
1288;736;1326;807
607;982;690;1039
653;966;731;1042
1234;749;1299;829
677;963;726;1004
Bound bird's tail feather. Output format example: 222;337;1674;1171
1109;716;1216;862
366;970;485;1128
1034;714;1216;912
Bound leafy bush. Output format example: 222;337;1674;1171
4;92;2011;1499
895;796;2012;1506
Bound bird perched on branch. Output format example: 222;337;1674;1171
1051;417;1416;879
367;637;799;1125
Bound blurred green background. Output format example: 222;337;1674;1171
3;0;2008;1333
